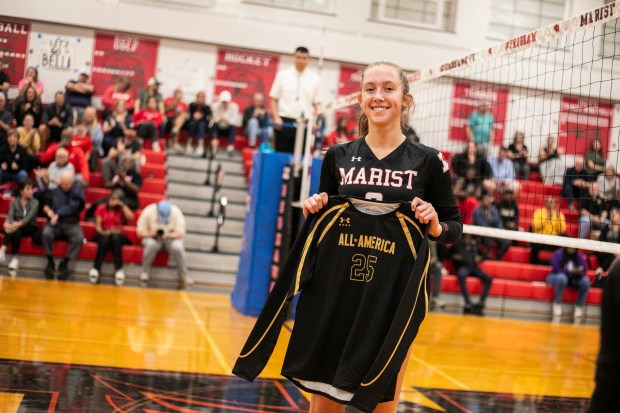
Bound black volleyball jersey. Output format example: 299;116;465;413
319;137;462;244
233;197;430;413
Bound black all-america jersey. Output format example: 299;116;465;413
233;197;430;413
319;137;462;244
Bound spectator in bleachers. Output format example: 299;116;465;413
42;171;85;280
39;128;89;186
497;187;519;231
17;114;42;157
133;96;163;152
597;164;620;211
212;90;239;157
508;131;530;180
539;134;562;164
34;148;74;206
472;191;511;260
453;165;482;225
0;129;29;186
562;156;595;211
0;93;14;145
163;88;188;151
72;117;93;158
137;200;193;288
104;156;142;211
186;91;212;156
101;76;134;115
18;67;44;97
111;124;142;167
134;77;164;115
14;86;43;127
102;100;133;155
64;68;94;117
0;58;9;97
488;146;518;194
40;91;73;146
596;207;620;277
323;116;355;150
579;181;608;239
83;106;104;165
0;179;40;273
547;246;590;322
429;241;448;310
242;92;270;149
88;189;134;286
466;100;494;157
585;138;606;176
530;196;567;265
450;233;493;316
451;141;492;187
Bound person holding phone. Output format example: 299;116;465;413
136;200;193;289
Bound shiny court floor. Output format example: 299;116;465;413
0;277;598;412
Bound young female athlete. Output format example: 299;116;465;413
302;61;462;413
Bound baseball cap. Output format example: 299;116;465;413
147;77;161;86
79;68;90;77
219;90;232;102
157;200;171;223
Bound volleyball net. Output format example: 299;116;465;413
318;1;620;257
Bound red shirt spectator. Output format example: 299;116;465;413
72;134;93;155
132;108;163;128
102;81;135;112
164;96;188;118
40;143;90;183
94;202;124;230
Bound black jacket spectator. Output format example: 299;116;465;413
0;142;28;171
42;100;74;142
451;152;492;180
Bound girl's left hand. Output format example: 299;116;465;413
411;197;442;237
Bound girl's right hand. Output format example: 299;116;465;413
302;192;328;218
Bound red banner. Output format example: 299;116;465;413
0;19;30;87
335;64;363;126
558;96;613;156
449;82;509;146
214;47;279;111
91;32;159;97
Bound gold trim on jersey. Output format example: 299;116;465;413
396;212;423;237
360;247;430;387
238;297;288;358
239;203;348;359
396;213;419;260
296;203;348;294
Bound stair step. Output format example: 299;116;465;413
167;154;246;174
170;197;246;219
168;182;247;204
184;232;242;253
185;215;245;235
168;169;247;188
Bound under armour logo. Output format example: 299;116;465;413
339;217;351;227
351;156;361;162
438;152;449;173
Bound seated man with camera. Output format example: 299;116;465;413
136;200;192;289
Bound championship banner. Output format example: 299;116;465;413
558;96;614;155
449;82;509;145
91;32;159;96
334;64;363;125
214;47;279;111
0;19;30;87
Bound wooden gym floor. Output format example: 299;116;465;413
0;277;598;412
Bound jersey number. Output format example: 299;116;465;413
350;254;378;282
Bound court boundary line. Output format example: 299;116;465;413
181;292;231;373
410;355;470;390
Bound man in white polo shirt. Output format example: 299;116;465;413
270;46;320;153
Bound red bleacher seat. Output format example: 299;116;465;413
141;164;166;179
